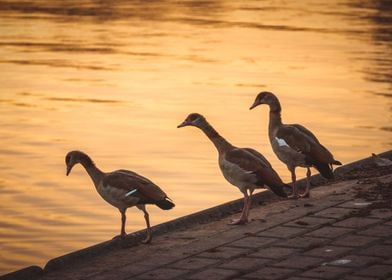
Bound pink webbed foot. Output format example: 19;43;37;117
142;228;152;244
299;190;310;198
112;233;127;240
142;235;152;244
300;168;311;198
228;218;248;225
287;192;299;199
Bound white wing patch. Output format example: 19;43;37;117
275;137;290;147
125;189;138;197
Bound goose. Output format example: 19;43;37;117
65;150;175;243
250;91;342;198
177;113;289;225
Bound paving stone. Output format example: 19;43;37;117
250;247;300;259
228;237;277;248
86;271;131;280
186;268;239;280
342;276;378;280
357;224;392;237
347;206;390;220
243;267;298;280
383;237;392;245
276;236;327;249
46;276;82;280
116;263;153;277
300;265;352;279
332;235;379;247
367;208;392;219
333;217;379;229
197;246;250;259
357;244;392;258
136;268;188;280
324;255;381;268
286;277;320;280
355;264;392;278
219;257;270;271
169;257;220;270
337;200;373;209
257;226;308;239
272;255;324;269
313;207;355;219
285;216;335;229
51;264;108;280
304;245;353;258
140;253;184;267
384;257;392;264
305;226;354;239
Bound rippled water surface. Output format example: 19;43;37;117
0;0;391;274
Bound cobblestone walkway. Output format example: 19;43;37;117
33;170;392;280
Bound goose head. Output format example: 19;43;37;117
65;150;88;176
249;91;280;111
177;113;206;129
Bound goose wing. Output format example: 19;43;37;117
225;148;285;187
276;125;336;164
243;148;273;169
103;170;167;201
291;124;321;144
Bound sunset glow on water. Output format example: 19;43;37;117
0;0;391;274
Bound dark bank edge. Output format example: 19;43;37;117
1;150;391;280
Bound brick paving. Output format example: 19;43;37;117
3;165;392;280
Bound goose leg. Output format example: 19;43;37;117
229;191;249;225
137;205;152;244
244;188;254;220
300;168;311;198
113;208;127;239
288;167;299;199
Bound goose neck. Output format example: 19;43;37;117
79;156;104;186
199;121;232;153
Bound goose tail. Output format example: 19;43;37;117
156;197;175;210
269;184;290;198
313;161;334;179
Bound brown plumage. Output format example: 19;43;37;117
178;113;289;225
250;91;342;198
65;150;174;243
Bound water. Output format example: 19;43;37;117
0;0;391;274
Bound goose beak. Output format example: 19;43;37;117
66;166;72;176
177;121;188;128
249;101;259;110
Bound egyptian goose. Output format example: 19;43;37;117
250;91;342;198
178;113;289;225
65;151;175;243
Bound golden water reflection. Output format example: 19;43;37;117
0;0;391;274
